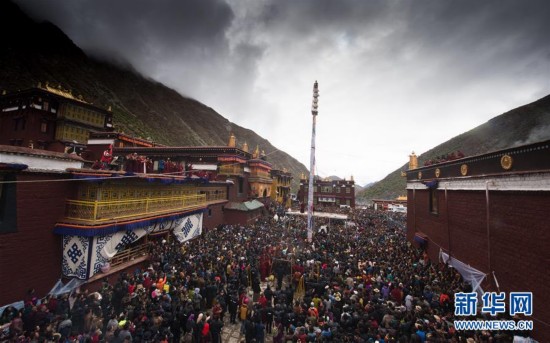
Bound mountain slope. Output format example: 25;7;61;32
0;1;308;189
357;93;550;201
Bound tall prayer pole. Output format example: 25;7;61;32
307;81;319;243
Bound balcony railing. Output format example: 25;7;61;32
205;193;227;202
110;243;149;268
64;194;207;223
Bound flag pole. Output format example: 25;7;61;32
307;81;319;243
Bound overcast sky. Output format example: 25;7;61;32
17;0;550;186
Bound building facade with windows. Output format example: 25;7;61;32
405;140;550;340
0;144;230;306
270;168;292;208
0;84;113;153
298;175;355;209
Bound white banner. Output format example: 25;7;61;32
62;213;204;279
62;236;91;280
173;213;203;243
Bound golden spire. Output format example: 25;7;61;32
409;151;418;170
228;133;236;147
242;141;249;152
253;145;260;159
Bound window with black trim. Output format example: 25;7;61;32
0;173;17;234
238;177;244;194
429;188;438;214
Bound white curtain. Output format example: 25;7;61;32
440;249;486;294
48;278;85;296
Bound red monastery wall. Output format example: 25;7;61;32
0;173;73;305
408;188;550;338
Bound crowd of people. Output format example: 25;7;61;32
0;208;533;342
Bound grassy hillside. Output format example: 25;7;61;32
358;93;550;202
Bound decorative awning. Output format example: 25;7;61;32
224;199;264;211
422;180;439;189
414;232;428;245
192;163;218;171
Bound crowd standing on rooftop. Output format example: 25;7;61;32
0;207;533;342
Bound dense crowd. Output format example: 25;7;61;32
0;209;533;342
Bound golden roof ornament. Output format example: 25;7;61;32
228;133;236;147
253;145;260;159
242;141;249;152
409;151;418;170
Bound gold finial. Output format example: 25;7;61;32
253;145;260;159
228;133;236;147
409;151;418;170
242;141;249;152
261;149;266;157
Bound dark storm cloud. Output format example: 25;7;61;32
15;0;267;118
16;0;550;91
17;0;234;58
254;0;550;58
